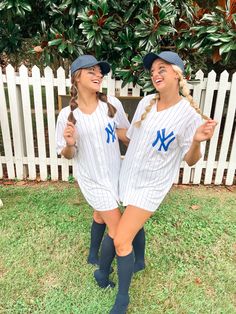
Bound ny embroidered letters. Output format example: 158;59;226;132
152;128;175;151
105;122;116;143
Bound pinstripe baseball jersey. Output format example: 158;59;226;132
119;94;202;212
56;96;130;211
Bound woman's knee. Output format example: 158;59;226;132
93;211;105;224
114;235;132;256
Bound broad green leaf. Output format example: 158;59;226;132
48;38;63;46
159;9;166;20
220;42;234;54
206;26;219;33
157;25;176;35
58;42;67;53
67;43;74;54
207;34;221;42
132;55;142;63
20;3;31;12
77;12;89;22
191;38;205;49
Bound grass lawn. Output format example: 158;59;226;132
0;182;235;314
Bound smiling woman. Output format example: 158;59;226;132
55;54;135;275
94;51;218;314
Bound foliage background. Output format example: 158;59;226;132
0;0;235;89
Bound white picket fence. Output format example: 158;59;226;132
0;65;235;185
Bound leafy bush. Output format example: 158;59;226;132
0;0;235;89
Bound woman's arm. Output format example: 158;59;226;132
61;144;76;159
61;121;77;159
184;119;217;166
116;128;130;147
184;140;202;166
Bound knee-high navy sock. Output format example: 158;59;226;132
110;251;134;314
94;234;115;288
133;227;145;273
87;220;106;265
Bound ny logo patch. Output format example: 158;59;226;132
105;122;116;143
152;128;175;152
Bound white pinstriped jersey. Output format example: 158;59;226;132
56;96;130;211
119;94;202;212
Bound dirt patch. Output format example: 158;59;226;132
0;179;77;189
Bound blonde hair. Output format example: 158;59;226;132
172;65;209;120
134;93;160;127
68;70;117;125
135;64;209;127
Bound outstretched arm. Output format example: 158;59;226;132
184;119;217;166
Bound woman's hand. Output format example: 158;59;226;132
193;119;217;143
61;122;77;159
184;119;217;166
63;121;77;147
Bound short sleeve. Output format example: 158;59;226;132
108;96;130;129
178;114;203;159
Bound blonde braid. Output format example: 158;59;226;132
97;92;117;118
172;65;209;120
135;93;159;128
68;70;81;125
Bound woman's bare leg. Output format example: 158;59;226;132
115;205;152;255
110;205;152;314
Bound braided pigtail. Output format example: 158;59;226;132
68;71;81;124
172;65;209;120
135;93;159;128
97;92;117;117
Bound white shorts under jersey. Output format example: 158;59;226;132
56;96;130;211
119;94;202;212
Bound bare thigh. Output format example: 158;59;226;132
98;208;122;239
114;205;152;256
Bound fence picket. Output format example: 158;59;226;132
0;68;15;178
217;73;236;185
204;71;229;184
106;72;116;96
182;79;197;184
32;66;47;180
120;83;129;97
57;67;70;181
190;71;206;184
6;65;25;179
0;152;2;178
19;65;36;179
226;126;236;185
44;67;58;180
202;71;216;184
130;83;141;97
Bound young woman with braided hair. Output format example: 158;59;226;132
94;51;217;314
55;55;146;277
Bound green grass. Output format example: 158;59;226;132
0;183;235;314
